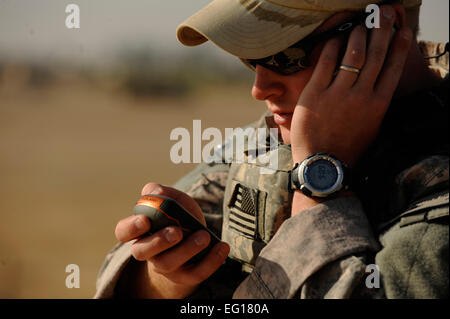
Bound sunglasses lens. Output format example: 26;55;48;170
246;47;309;75
246;59;304;76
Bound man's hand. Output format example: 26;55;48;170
290;5;413;166
114;183;230;299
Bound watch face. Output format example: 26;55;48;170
304;159;338;191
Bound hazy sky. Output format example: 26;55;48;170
0;0;448;65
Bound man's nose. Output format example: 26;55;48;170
251;65;285;101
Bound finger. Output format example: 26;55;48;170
141;182;164;196
332;25;367;89
130;226;183;261
357;5;396;88
149;230;211;274
374;27;412;105
173;242;230;286
141;182;206;225
115;214;151;242
308;37;344;90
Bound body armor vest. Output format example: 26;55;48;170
221;128;293;272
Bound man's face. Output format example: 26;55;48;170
251;12;355;144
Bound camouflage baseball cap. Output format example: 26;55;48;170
177;0;422;59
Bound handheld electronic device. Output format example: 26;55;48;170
133;194;221;263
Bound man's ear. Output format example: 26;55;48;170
390;3;407;29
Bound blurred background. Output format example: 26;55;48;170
0;0;448;298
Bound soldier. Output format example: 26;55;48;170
95;0;448;299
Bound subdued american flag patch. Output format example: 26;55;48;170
228;184;258;239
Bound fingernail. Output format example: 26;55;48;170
194;232;208;246
383;7;393;20
216;244;229;258
142;183;163;196
135;216;145;231
164;228;180;243
150;184;163;194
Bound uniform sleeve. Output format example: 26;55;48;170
233;195;449;299
232;196;381;298
93;161;230;298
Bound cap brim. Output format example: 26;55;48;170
177;0;333;59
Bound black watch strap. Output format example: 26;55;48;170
290;162;301;191
341;164;353;191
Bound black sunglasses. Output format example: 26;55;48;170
244;14;366;76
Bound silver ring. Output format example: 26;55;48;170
339;65;361;74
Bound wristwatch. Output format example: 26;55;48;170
290;153;351;198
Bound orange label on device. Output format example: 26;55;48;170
136;195;164;209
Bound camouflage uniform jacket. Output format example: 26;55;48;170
94;41;449;299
